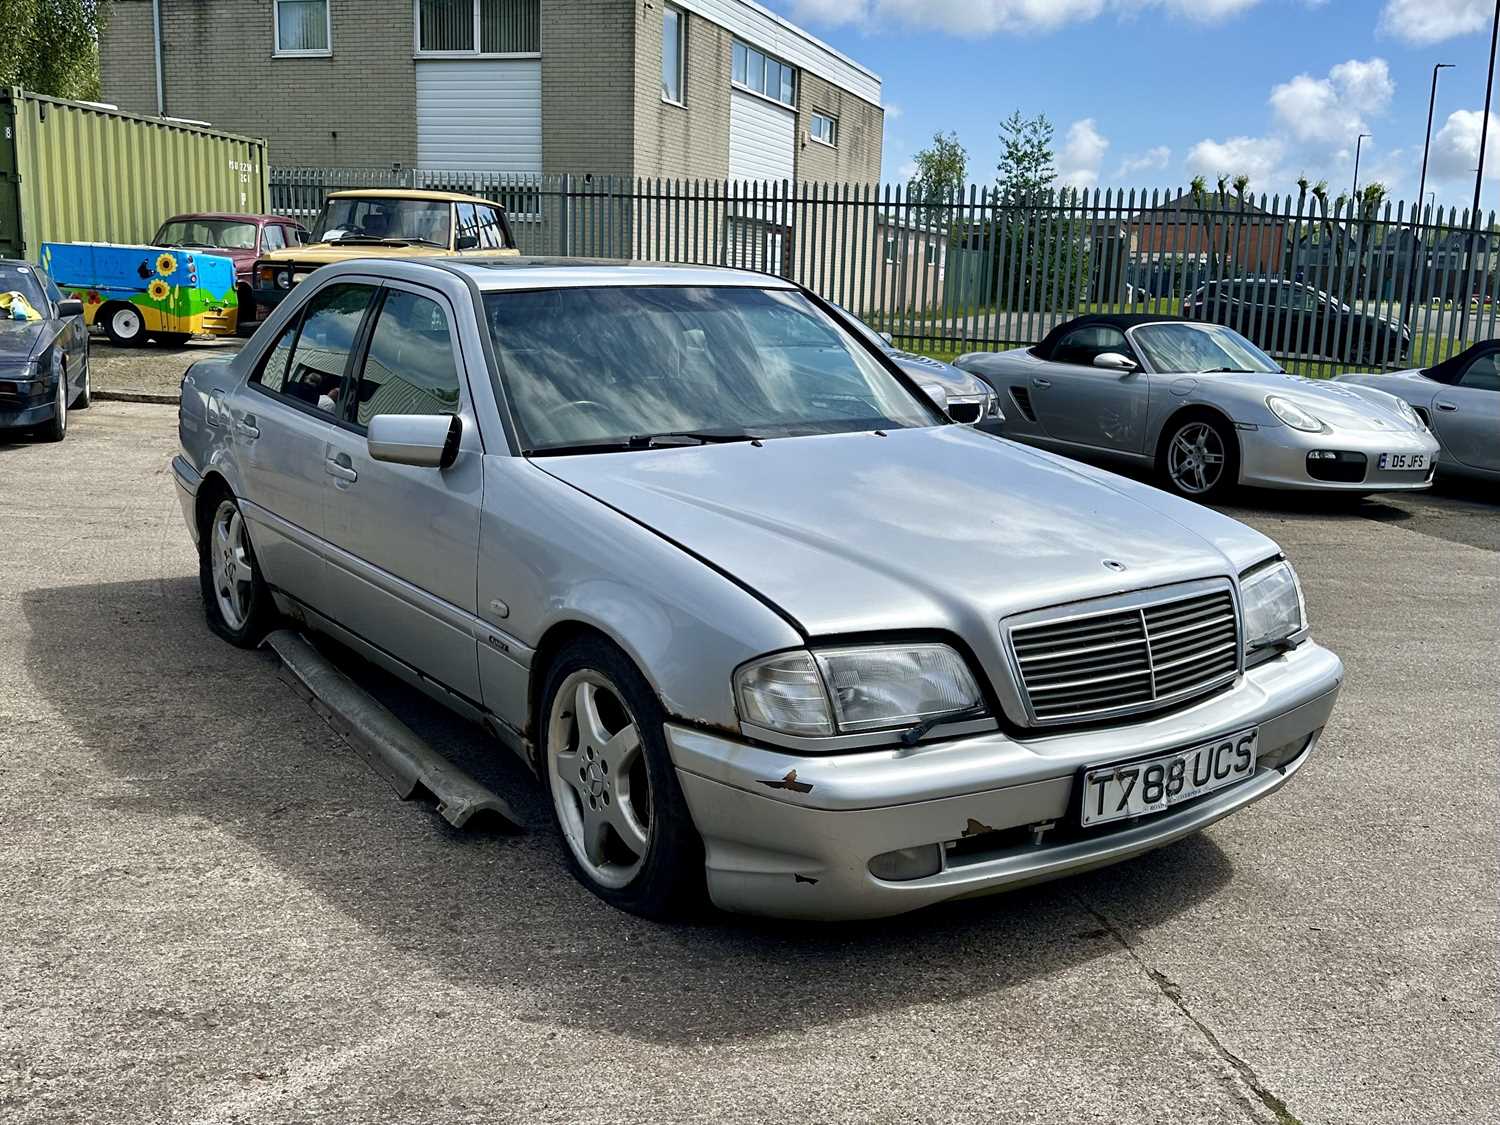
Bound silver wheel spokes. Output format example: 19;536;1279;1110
55;368;66;429
549;672;651;889
210;503;255;630
1169;424;1225;494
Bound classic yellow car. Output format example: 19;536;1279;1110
252;189;518;314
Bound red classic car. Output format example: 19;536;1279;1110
151;213;309;331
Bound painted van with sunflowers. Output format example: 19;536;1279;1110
39;242;239;347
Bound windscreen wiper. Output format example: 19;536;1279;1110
525;430;766;457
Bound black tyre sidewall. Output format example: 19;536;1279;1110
74;355;91;409
198;496;273;648
1161;415;1238;502
539;637;704;920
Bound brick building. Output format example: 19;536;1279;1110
98;0;883;181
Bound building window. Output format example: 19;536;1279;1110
275;0;331;55
416;0;540;55
925;242;938;266
662;5;685;104
884;237;900;264
809;111;836;146
732;39;795;107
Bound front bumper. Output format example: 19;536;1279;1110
669;640;1343;920
1238;422;1440;492
0;384;59;430
251;285;289;312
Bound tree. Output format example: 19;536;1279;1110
907;131;967;225
995;111;1056;207
0;0;107;100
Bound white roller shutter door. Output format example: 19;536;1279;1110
416;59;541;172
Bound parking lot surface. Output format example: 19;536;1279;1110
1;403;1495;1124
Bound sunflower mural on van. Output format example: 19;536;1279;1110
39;241;239;344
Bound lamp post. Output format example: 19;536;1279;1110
1352;133;1371;206
1473;0;1500;220
1418;63;1455;223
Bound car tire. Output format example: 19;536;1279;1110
1159;414;1238;502
39;358;67;443
101;302;147;347
198;494;274;647
539;636;704;920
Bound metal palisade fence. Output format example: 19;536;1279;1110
271;167;1500;376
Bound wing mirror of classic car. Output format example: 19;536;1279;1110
58;298;84;317
879;330;894;345
454;233;481;250
367;413;462;469
1093;351;1139;374
919;382;949;414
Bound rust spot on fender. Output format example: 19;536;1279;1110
961;817;995;838
759;769;813;794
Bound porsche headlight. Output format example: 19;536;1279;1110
1266;395;1325;433
1241;559;1306;651
1390;396;1424;429
735;643;983;738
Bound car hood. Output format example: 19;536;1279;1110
0;320;51;365
536;425;1276;638
1199;370;1416;432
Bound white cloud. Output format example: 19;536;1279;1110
1115;145;1172;179
1429;109;1500;185
1379;0;1489;44
1269;58;1393;145
1056;118;1109;188
782;0;1256;35
1184;136;1286;185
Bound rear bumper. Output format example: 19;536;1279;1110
1238;423;1440;492
172;453;202;545
669;641;1343;920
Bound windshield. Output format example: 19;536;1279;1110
483;285;941;452
1133;322;1281;374
315;198;451;246
0;264;47;310
153;219;258;251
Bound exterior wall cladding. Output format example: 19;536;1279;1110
99;0;882;180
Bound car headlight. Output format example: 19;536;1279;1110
1241;559;1306;651
1266;395;1325;433
1390;396;1424;429
984;390;1004;420
275;268;292;290
735;643;984;738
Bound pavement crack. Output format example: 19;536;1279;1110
1076;895;1304;1125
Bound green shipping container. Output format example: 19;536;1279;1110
0;88;269;261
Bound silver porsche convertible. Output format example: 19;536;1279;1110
955;315;1439;500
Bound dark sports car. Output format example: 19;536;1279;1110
0;259;91;441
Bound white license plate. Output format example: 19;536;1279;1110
1081;728;1258;827
1378;451;1428;471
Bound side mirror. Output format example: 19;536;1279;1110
58;298;84;318
1093;352;1138;373
367;413;461;469
455;233;480;250
918;383;949;414
878;330;894;345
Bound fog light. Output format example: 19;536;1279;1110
1259;733;1315;771
1307;450;1336;460
868;843;943;881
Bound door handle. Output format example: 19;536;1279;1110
1434;400;1459;412
324;454;358;483
235;414;260;439
1032;377;1052;388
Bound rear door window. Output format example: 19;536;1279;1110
250;282;376;415
348;288;462;428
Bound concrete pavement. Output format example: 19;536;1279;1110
0;403;1495;1124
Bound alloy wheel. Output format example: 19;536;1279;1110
112;306;143;342
547;670;653;890
209;501;256;631
1167;422;1226;495
53;365;67;433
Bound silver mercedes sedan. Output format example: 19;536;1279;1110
173;259;1344;921
956;315;1439;500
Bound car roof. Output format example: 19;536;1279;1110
1420;338;1496;384
327;188;502;207
1035;313;1184;359
435;256;796;291
157;212;289;224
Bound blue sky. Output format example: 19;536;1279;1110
763;0;1500;212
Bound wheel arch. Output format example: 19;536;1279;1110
193;470;236;543
525;620;658;771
